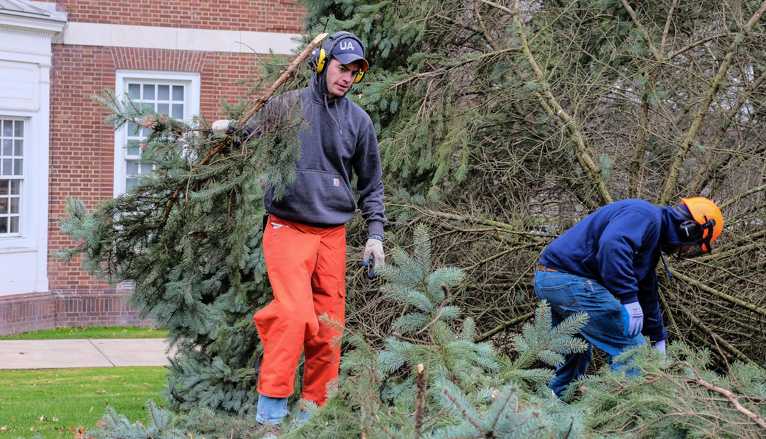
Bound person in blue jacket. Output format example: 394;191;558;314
534;197;723;398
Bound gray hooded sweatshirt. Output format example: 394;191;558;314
258;71;386;237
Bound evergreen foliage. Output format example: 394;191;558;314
58;57;309;417
280;225;593;438
573;340;766;438
308;0;766;374
57;0;766;437
90;400;186;439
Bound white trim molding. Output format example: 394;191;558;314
0;1;66;37
113;70;201;197
55;22;302;55
0;0;65;295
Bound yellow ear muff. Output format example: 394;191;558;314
353;70;365;84
316;49;327;73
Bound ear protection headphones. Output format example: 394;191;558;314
679;216;717;252
309;31;367;84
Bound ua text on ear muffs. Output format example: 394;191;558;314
310;32;366;84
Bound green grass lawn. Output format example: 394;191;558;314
0;326;168;340
0;367;168;439
0;327;170;438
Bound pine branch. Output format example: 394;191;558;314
690;61;766;195
474;311;534;343
672;271;766;318
720;183;766;210
619;0;662;61
666;289;753;364
687;377;766;430
660;0;766;204
395;203;555;240
413;284;450;335
440;387;483;432
694;228;766;263
512;0;613;207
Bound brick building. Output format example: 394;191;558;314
0;0;305;335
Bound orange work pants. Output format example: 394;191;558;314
254;215;346;405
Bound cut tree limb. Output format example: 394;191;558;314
687;376;766;430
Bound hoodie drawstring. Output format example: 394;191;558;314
323;94;342;134
660;252;674;281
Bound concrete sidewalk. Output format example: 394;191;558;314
0;339;177;369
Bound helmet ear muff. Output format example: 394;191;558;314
308;47;328;73
679;220;703;241
316;48;328;73
679;217;717;253
353;69;365;84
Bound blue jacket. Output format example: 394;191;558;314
539;199;689;342
249;72;386;236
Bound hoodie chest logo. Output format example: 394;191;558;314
333;178;340;187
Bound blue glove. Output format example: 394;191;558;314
654;339;666;353
621;301;643;338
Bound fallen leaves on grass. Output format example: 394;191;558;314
71;425;95;439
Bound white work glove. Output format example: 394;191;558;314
211;119;233;133
654;339;666;353
621;301;644;338
362;235;385;279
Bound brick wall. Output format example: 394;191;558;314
35;45;272;334
13;0;306;335
48;45;265;291
0;290;153;336
38;0;305;32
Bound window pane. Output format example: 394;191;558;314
0;199;6;213
14;120;23;137
14;140;22;155
126;139;140;156
158;85;169;100
10;197;18;214
13;159;22;175
172;104;184;119
10;180;19;194
0;218;6;233
0;180;6;195
143;84;155;100
128;84;140;99
10;216;18;233
2;120;11;137
126;177;137;190
158;103;169;115
126;160;139;175
172;85;184;101
2;140;11;156
2;159;10;175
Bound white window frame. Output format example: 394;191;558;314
0;116;26;237
113;70;200;196
0;111;39;250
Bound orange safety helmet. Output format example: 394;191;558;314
680;197;723;253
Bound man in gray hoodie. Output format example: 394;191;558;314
213;31;385;434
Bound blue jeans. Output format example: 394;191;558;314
534;270;645;398
256;393;288;425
